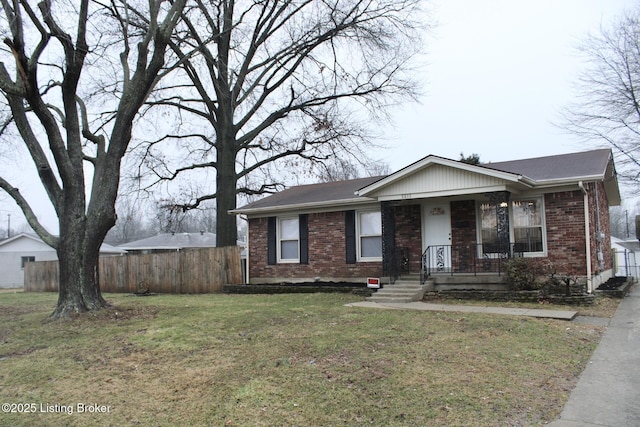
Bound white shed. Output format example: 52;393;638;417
0;233;125;288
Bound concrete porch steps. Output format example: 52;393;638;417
365;276;431;303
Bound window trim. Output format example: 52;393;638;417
511;198;547;257
356;209;383;262
277;216;300;263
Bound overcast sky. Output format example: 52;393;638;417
380;0;638;170
2;0;638;234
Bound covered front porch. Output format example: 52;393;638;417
380;191;530;284
355;155;552;286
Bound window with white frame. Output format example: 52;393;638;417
512;199;544;253
358;210;382;260
278;217;299;262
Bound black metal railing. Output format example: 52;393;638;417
420;243;524;283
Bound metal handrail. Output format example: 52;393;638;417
420;243;524;283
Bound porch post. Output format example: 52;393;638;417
490;191;511;249
381;201;397;280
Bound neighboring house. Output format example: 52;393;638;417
611;237;640;279
232;149;621;292
0;232;125;288
118;232;246;254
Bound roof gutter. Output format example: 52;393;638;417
579;181;593;293
229;197;377;216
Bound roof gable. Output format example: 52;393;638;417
356;156;526;199
357;149;620;204
0;233;52;252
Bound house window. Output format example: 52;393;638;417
512;199;544;253
21;256;35;269
478;198;546;255
278;217;299;262
358;211;382;260
479;202;498;249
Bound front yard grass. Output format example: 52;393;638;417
0;291;608;426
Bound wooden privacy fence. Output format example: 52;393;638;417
24;247;243;293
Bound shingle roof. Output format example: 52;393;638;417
0;232;126;254
483;149;612;181
233;149;617;214
119;232;219;250
235;175;385;212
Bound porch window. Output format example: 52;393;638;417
358;211;382;260
278;217;299;262
479;202;498;250
512;199;544;253
478;198;545;255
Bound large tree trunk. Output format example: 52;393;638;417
216;134;239;247
50;194;111;319
52;240;109;319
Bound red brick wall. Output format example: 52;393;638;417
248;212;382;283
544;184;613;276
451;200;477;247
247;186;614;282
450;200;478;272
544;190;587;275
394;204;422;273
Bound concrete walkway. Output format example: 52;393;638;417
549;284;640;427
345;300;578;320
347;288;640;425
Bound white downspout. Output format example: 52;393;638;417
579;182;592;293
241;215;249;284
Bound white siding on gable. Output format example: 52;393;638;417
371;164;513;199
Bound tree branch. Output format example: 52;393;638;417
0;176;58;248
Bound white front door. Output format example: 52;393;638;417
422;201;452;272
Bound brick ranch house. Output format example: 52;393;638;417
231;149;621;292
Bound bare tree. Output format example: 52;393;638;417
0;0;186;318
610;202;640;239
137;0;426;247
317;158;391;182
104;196;154;245
562;5;640;191
150;199;216;234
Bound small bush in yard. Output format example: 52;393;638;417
505;258;554;291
